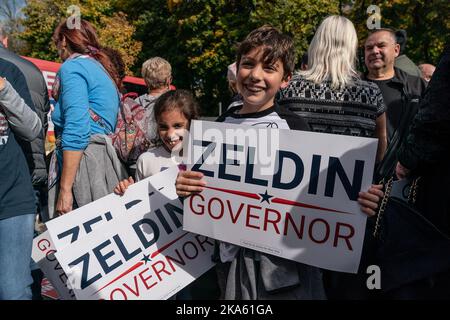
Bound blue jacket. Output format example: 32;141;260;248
52;56;119;151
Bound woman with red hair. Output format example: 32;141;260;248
48;19;127;218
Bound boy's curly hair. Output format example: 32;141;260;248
236;25;295;80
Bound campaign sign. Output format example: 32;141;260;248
45;167;179;251
52;167;215;300
31;231;75;300
183;120;377;273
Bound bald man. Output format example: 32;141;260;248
363;29;426;143
418;64;436;82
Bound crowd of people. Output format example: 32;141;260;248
0;13;448;300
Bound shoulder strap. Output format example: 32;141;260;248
375;95;420;181
84;56;122;133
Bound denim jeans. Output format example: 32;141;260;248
0;213;35;300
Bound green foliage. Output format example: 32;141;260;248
251;0;340;68
19;0;141;73
17;0;449;115
125;0;255;116
126;0;341;116
347;0;449;65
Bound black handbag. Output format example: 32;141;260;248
372;177;450;292
375;95;419;182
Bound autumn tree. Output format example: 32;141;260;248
19;0;141;74
250;0;340;68
0;0;26;52
123;0;342;116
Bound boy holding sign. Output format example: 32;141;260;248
176;26;383;299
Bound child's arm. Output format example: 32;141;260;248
114;176;135;195
175;170;207;197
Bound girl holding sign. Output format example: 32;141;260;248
113;90;219;300
114;89;199;193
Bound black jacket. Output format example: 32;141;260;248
0;44;50;187
363;67;426;138
363;67;426;101
397;45;450;235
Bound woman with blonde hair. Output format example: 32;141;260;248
279;15;387;299
279;15;387;162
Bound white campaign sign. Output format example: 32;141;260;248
31;231;75;300
47;167;215;300
45;171;169;251
183;120;377;273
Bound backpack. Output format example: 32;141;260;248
111;92;151;164
89;92;151;165
80;56;152;164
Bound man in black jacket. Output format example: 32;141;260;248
363;28;426;143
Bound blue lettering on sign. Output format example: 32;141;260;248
66;201;184;290
191;140;216;177
69;253;101;290
325;157;365;201
192;140;366;201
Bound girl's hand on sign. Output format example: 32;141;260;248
114;176;135;195
176;170;206;198
357;184;384;217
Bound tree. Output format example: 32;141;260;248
124;0;341;116
0;0;26;52
19;0;141;74
123;0;255;116
250;0;340;68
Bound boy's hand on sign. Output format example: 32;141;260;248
357;184;384;217
114;176;135;195
176;170;206;198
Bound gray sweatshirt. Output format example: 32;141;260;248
0;79;42;142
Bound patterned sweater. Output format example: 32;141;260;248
278;74;386;138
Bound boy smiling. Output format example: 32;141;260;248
176;26;383;299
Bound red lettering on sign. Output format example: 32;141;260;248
151;260;171;281
182;241;199;259
245;205;261;230
110;288;127;300
190;194;205;215
333;222;355;251
226;201;244;224
308;218;330;244
208;197;224;220
283;212;305;239
139;267;158;290
264;208;281;234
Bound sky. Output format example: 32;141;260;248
0;0;26;22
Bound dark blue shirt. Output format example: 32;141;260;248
0;58;36;220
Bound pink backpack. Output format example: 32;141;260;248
82;56;152;164
111;92;151;164
90;92;151;164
